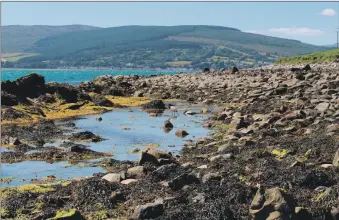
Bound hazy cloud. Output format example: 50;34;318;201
247;27;324;37
320;8;337;16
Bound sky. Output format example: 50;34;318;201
2;2;339;46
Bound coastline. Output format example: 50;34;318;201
2;64;339;219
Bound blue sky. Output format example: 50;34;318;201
2;2;339;45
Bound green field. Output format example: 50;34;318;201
2;53;39;62
276;49;339;64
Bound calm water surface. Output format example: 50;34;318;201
2;103;212;186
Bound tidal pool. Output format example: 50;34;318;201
2;102;212;186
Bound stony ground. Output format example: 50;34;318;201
1;63;339;219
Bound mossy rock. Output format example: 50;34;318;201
53;209;85;220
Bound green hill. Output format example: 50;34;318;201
2;25;330;69
276;49;339;64
2;25;101;53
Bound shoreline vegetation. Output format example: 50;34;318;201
1;60;339;219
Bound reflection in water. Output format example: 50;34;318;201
3;104;212;186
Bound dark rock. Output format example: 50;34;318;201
46;82;79;103
168;173;200;190
132;202;164;219
202;172;222;183
175;129;189;138
302;64;311;71
1;92;19;106
203;68;210;72
91;94;114;107
15;73;46;98
141;100;166;110
1;107;31;120
163;119;173;130
69;131;103;142
36;94;56;103
139;151;159;166
301;170;330;189
59;142;88;153
231;66;239;74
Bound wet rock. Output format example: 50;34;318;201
59;142;89;153
203;68;210;72
65;102;87;110
127;166;145;178
138;151;159;166
141;100;166;110
96;117;102;121
132;201;164;219
168;173;200;190
250;187;292;219
163;119;173;130
69;131;103;142
102;173;121;183
175;129;189;138
333;149;339;167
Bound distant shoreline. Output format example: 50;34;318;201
1;68;196;72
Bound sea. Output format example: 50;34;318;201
1;69;194;84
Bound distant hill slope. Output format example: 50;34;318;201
276;49;339;64
1;25;101;53
2;25;330;69
324;43;337;48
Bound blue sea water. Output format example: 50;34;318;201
1;69;190;84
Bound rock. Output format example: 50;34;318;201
230;117;248;130
121;179;138;185
132;202;164;219
168;173;200;190
110;191;124;203
333;149;339;167
203;68;210;72
138;151;159;166
250;187;292;219
96;117;103;121
209;154;233;162
54;209;85;220
1;107;31;120
217;143;233;153
91;94;115;107
12;138;21;146
127;166;145;178
197;165;207;169
163;119;173;129
293;207;312;220
46;82;79;103
69;131;103;142
15;73;46;98
102;173;121;183
1;92;19;106
266;211;284;220
200;108;209;114
231;66;239;74
134;91;144;97
202;172;222;183
192;193;205;204
175;129;189;138
302;64;311;71
315;102;330;112
331;207;339;220
141;100;166;110
327;124;339;133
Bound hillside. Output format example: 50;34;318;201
2;25;330;69
276;49;339;64
1;25;101;53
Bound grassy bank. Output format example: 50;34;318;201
276;49;339;64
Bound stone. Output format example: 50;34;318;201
102;173;121;183
141;100;166;110
202;172;222;183
138;151;159;166
217;143;233;153
315;102;330;112
293;207;312;220
333;148;339;167
132;202;164;219
175;129;189;138
192;193;205;204
209;154;233;162
168;173;200;190
127;166;145;179
163;119;173;129
250;187;291;218
121;179;138;185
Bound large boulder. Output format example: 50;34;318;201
141;100;166;110
15;73;46;98
46;82;79;103
1;92;18;106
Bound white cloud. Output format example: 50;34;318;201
246;27;324;37
320;8;337;16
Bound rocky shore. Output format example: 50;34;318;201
1;63;339;219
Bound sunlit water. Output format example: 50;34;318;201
2;104;212;186
1;69;196;84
